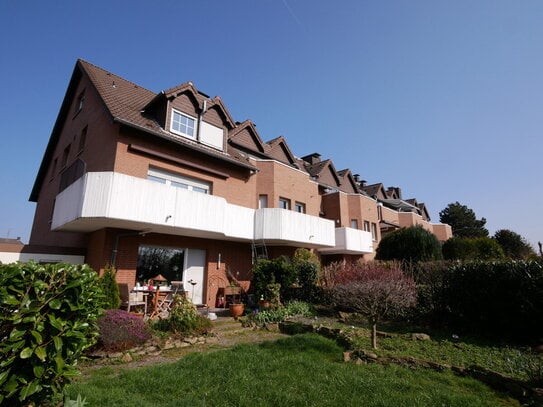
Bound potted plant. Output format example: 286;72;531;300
229;302;245;318
258;295;271;310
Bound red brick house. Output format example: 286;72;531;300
26;60;451;306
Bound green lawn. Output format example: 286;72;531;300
346;327;538;381
67;334;519;406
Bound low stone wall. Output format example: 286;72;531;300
88;334;219;363
279;320;543;406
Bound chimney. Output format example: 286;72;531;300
301;153;321;165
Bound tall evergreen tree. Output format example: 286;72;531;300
439;201;488;238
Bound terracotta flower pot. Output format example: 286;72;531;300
259;300;271;309
229;303;245;318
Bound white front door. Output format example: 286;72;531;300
184;249;206;304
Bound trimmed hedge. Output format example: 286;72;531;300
446;260;543;341
0;262;103;406
442;237;505;261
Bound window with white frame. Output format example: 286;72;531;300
278;197;290;210
147;167;210;194
363;220;370;232
294;202;306;213
351;219;358;229
170;110;196;139
371;222;378;241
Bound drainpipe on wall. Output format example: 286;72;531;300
196;99;208;143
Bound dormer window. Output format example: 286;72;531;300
171;109;196;139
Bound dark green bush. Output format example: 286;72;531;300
442;237;478;260
493;229;535;260
97;264;120;310
473;237;505;260
252;257;296;302
0;262;103;406
403;261;452;325
375;225;443;262
96;309;151;351
153;295;212;337
291;248;320;301
442;237;504;261
445;260;543;341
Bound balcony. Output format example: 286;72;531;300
52;172;255;241
319;227;373;255
254;208;335;248
51;172;335;248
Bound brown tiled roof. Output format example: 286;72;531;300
266;136;298;168
161;82;235;128
80;60;251;168
305;159;330;178
417;202;431;221
336;169;359;194
362;183;384;198
228;120;267;154
30;60;256;201
80;60;159;132
163;81;201;98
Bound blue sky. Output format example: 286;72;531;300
1;1;541;248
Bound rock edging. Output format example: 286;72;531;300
279;320;543;406
88;334;219;362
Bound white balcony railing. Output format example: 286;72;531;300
254;208;335;248
318;227;373;255
51;172;334;248
52;172;255;241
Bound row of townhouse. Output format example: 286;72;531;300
22;59;451;306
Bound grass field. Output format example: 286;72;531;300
66;334;520;406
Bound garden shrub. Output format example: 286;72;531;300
493;229;534;260
247;301;314;327
97;264;120;310
323;261;417;348
442;237;505;261
252;257;296;303
153;295;212;337
472;237;505;260
442;237;478;260
291;248;320;302
375;225;443;262
0;262;103;406
403;261;452;326
96;309;151;351
445;260;543;341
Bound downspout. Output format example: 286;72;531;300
196;99;208;142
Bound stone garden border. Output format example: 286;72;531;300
278;320;543;406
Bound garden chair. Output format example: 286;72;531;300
149;287;173;319
118;283;147;315
171;281;184;295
